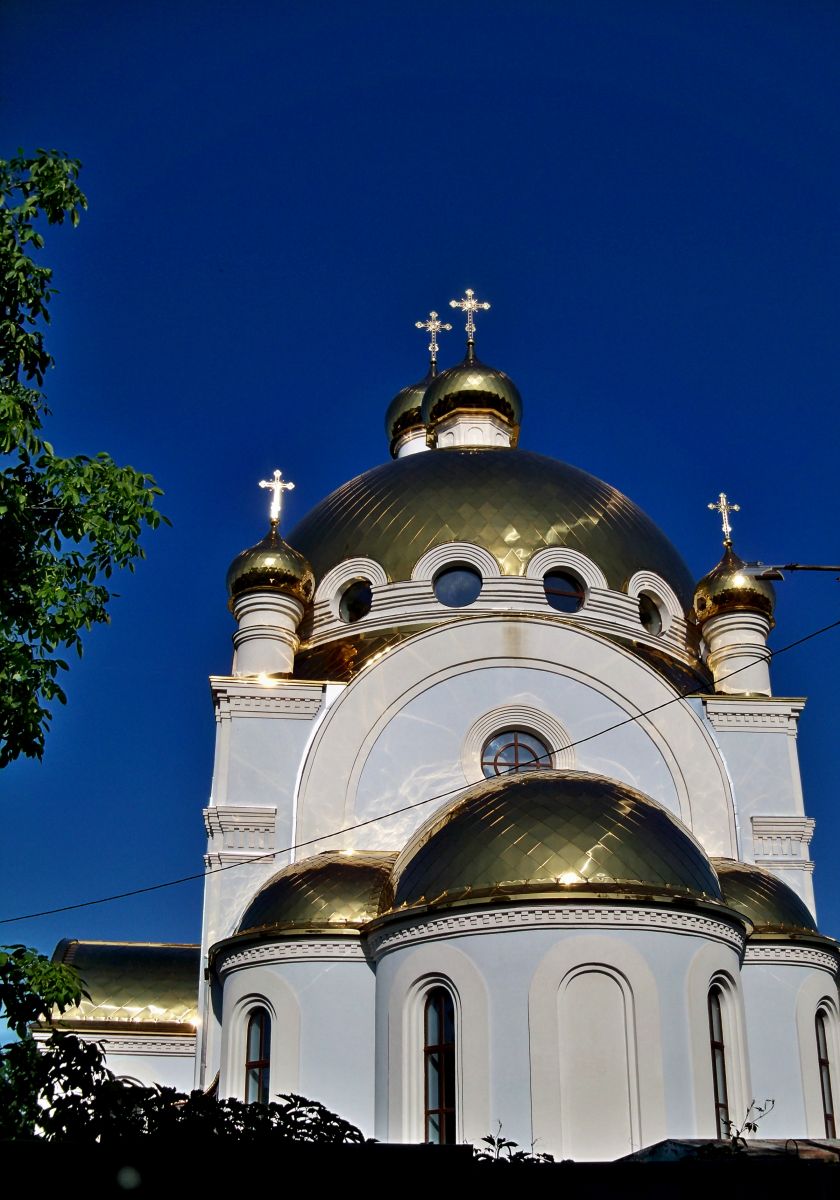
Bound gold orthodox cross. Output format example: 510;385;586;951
449;288;491;343
415;311;452;366
708;492;740;545
260;469;295;528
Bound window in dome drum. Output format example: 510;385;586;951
424;988;456;1144
543;570;585;613
339;579;373;623
433;566;482;608
638;592;663;635
245;1007;271;1104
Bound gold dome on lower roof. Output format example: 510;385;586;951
386;769;724;915
235;850;397;937
288;448;695;606
712;859;818;936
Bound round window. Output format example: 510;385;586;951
638;592;663;636
433;565;482;608
544;570;585;613
481;730;551;778
338;579;373;623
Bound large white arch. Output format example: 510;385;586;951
292;617;737;859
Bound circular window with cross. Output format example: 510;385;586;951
480;730;551;778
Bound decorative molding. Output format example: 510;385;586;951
626;571;681;618
204;805;276;859
753;859;815;876
460;704;575;784
744;943;838;973
703;697;805;732
525;547;608;591
211;677;323;720
315;557;389;604
216;939;366;975
204;851;276;870
367;905;746;959
61;1032;196;1056
751;815;815;863
411;542;501;582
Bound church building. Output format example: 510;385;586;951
53;291;839;1160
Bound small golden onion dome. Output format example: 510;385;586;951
226;526;315;610
421;349;523;443
236;851;397;937
386;769;723;916
693;545;775;625
712;859;818;936
385;368;434;458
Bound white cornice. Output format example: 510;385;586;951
703;697;806;732
215;939;366;974
210;676;323;719
367;905;746;958
743;943;838;973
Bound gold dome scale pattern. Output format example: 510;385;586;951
388;770;723;914
236;851;397;937
288;448;695;607
712;859;818;935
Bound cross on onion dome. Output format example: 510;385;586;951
259;469;295;528
708;492;740;546
449;288;491;345
414;311;452;366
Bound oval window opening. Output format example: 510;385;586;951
639;592;663;636
433;566;482;608
544;570;585;613
339;579;373;623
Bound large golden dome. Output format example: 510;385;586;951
386;770;723;915
288;448;695;606
712;859;818;936
236;851;396;937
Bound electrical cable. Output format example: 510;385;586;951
2;614;838;926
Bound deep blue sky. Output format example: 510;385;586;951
2;1;839;956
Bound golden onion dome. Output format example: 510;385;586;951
236;850;397;937
693;545;775;626
385;368;434;457
712;859;818;936
288;448;695;605
226;525;315;610
386;770;723;916
421;349;522;443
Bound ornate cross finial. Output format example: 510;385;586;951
259;469;295;528
449;288;491;344
415;311;452;366
708;492;740;546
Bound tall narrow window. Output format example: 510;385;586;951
424;988;456;1144
816;1011;836;1137
245;1007;271;1104
708;987;730;1137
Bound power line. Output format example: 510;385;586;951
2;615;839;927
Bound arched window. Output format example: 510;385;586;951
424;988;456;1143
245;1007;271;1104
708;986;730;1137
816;1010;836;1137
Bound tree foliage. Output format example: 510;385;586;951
0;149;167;766
0;943;366;1144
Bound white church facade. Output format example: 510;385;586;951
54;293;839;1159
